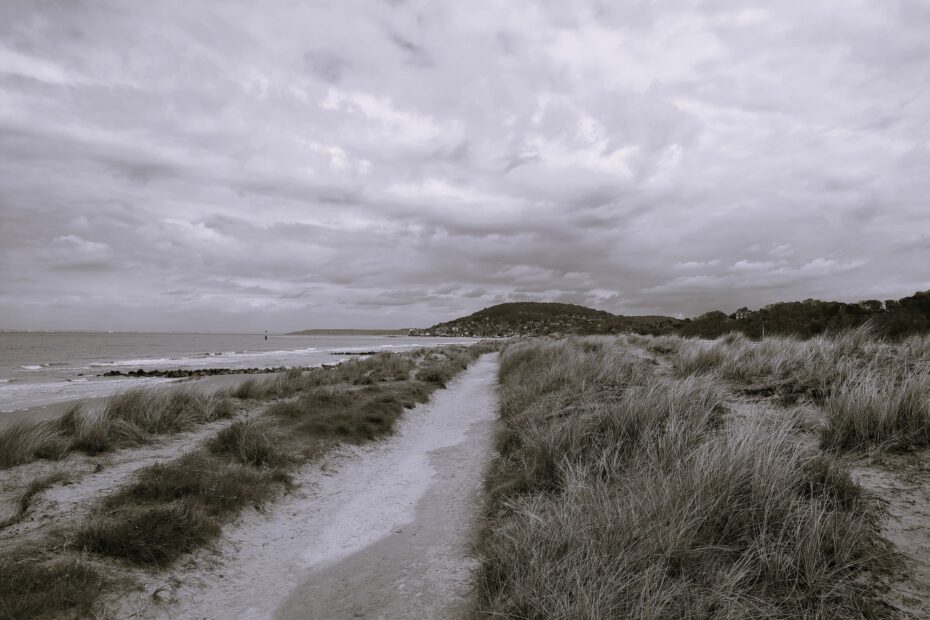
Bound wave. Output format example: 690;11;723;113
19;362;69;370
88;347;323;368
90;358;175;368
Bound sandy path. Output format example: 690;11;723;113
853;456;930;618
117;353;499;620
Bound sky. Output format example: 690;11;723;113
1;0;929;332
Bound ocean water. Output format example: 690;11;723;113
0;332;479;413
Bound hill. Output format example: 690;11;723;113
412;289;930;339
408;302;681;337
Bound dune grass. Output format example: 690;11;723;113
206;418;293;467
0;343;497;616
75;450;290;567
267;381;434;445
652;327;930;452
0;421;67;469
821;369;930;451
230;343;498;401
70;342;495;575
0;390;235;470
472;337;890;619
0;550;105;620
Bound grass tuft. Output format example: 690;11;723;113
821;368;930;451
76;500;221;568
0;421;65;469
0;550;105;619
207;419;291;467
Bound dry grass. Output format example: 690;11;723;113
267;382;434;444
207;418;293;467
0;549;105;620
76;451;289;567
653;327;930;452
0;342;495;615
472;337;890;619
0;390;235;469
822;369;930;451
0;421;67;469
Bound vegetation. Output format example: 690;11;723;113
415;289;930;340
0;550;104;620
0;342;498;617
411;301;680;337
680;290;930;339
664;328;930;451
472;337;892;618
73;344;496;570
76;451;287;567
0;390;234;469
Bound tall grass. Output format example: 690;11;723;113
822;369;930;451
0;549;104;619
0;421;67;468
0;390;235;469
654;327;930;452
473;338;889;618
267;382;434;444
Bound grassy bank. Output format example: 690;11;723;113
472;337;891;618
0;342;499;618
660;328;930;451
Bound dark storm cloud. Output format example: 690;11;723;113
1;0;928;331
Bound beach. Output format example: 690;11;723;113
0;332;479;419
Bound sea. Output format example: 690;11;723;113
0;332;479;413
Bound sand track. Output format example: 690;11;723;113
853;455;930;618
113;353;499;620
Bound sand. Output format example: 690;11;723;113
113;353;499;619
853;455;930;617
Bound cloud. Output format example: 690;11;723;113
0;0;929;331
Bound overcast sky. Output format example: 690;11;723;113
1;1;928;332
